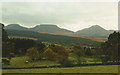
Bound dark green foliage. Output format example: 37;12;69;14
85;48;93;56
8;38;45;55
101;31;120;63
35;42;45;53
1;23;8;42
9;38;36;54
2;24;46;56
1;23;14;57
26;47;40;61
59;59;73;67
108;31;120;44
101;55;111;64
44;47;57;61
2;42;14;57
73;45;85;57
73;45;85;64
6;29;101;46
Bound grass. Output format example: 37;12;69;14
69;53;102;64
2;65;119;73
3;56;60;68
2;56;119;73
3;56;102;68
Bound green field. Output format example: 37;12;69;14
2;65;119;73
3;56;60;68
2;56;119;73
2;56;102;68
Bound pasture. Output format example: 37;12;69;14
2;65;119;73
2;56;102;68
2;56;119;73
2;56;60;68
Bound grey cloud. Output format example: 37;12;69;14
1;2;118;31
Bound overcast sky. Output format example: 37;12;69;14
1;2;118;32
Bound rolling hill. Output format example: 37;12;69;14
6;29;101;46
76;25;114;38
30;24;74;34
5;24;74;35
5;24;29;31
5;24;116;38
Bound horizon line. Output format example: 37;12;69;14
3;23;118;32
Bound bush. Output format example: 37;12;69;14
73;45;85;64
59;59;73;67
26;47;40;61
50;45;69;60
44;48;57;61
2;58;10;65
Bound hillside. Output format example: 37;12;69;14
6;29;101;46
5;24;74;35
5;24;29;30
37;32;107;42
30;24;74;34
5;24;116;38
76;25;113;38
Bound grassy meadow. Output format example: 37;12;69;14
2;65;119;73
2;56;119;73
2;56;60;68
2;56;103;68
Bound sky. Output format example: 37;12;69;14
1;2;118;32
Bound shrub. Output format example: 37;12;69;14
50;45;68;60
59;59;73;67
2;58;10;65
44;48;57;61
26;47;40;61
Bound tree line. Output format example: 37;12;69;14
1;22;120;66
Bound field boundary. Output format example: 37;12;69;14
2;63;119;69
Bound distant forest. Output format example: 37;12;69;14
5;29;101;46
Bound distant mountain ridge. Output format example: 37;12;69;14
5;24;29;30
5;24;74;35
75;25;115;38
30;24;74;34
5;24;116;38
